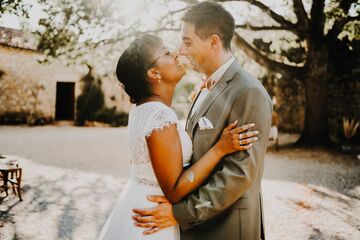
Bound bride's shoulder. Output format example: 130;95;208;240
136;102;179;138
133;102;177;120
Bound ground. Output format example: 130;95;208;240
0;126;359;240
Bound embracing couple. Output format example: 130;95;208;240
99;2;272;240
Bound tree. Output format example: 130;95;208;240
218;0;359;146
0;0;31;16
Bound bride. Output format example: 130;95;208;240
98;34;259;240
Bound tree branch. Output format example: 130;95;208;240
177;0;198;4
216;0;300;36
134;27;181;36
236;23;291;31
101;27;181;46
293;0;310;38
339;0;354;13
232;32;304;79
324;0;358;41
168;6;190;15
246;0;293;26
293;0;309;24
326;15;360;41
309;0;326;43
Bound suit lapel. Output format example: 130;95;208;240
190;61;240;138
185;89;202;133
189;81;227;138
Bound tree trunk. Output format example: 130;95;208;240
298;44;330;145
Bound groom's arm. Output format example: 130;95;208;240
172;86;272;230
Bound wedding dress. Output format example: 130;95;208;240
99;102;193;240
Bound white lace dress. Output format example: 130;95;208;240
99;102;193;240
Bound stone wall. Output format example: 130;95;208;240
0;45;131;122
262;73;305;133
328;53;360;141
0;45;80;118
262;54;360;139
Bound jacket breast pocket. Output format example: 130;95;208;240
197;128;217;135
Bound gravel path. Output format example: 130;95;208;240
0;126;359;240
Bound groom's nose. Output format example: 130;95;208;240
179;42;186;55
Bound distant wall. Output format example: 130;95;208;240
328;53;360;141
262;53;360;140
0;45;80;118
0;45;131;122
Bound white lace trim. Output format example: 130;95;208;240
144;107;179;139
145;121;177;139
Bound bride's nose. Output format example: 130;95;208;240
172;50;179;58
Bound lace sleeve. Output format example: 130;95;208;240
144;107;178;139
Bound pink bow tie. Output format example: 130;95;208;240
200;78;216;90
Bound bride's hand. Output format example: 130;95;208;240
132;196;177;235
214;121;259;156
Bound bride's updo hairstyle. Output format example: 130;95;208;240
116;34;163;104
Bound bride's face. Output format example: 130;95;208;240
149;45;185;84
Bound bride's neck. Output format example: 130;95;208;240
140;83;175;107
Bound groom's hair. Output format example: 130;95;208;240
116;35;162;104
182;1;235;50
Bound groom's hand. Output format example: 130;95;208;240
132;195;177;235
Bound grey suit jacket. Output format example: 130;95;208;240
172;61;272;240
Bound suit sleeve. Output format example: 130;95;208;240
172;86;272;230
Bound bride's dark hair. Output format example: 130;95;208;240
116;34;163;104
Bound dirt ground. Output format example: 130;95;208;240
0;126;359;240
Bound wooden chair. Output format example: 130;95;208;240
8;167;23;201
0;164;23;201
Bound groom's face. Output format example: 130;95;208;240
179;22;212;73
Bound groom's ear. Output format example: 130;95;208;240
210;34;221;49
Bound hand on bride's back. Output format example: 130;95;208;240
214;121;259;156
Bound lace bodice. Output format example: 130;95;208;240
128;102;193;187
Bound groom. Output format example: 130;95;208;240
133;2;272;239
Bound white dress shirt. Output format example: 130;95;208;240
190;56;235;117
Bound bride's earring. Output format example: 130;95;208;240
157;74;162;83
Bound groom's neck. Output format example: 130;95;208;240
204;50;233;77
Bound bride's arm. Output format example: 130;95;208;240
146;121;258;204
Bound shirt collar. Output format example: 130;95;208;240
207;56;235;83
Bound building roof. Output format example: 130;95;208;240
0;26;37;50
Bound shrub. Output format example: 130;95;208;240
0;111;53;126
92;107;128;127
75;66;105;126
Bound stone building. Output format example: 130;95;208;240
0;26;131;123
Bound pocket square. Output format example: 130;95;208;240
198;117;214;130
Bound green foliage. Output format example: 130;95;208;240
325;0;360;45
0;111;54;126
75;66;128;127
92;108;128;127
0;111;28;125
339;20;360;43
0;0;31;17
75;67;105;126
34;0;122;65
